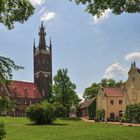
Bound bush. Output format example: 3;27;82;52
26;101;56;124
125;103;140;123
95;109;105;122
0;122;6;140
53;102;67;118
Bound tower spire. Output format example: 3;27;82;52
134;61;136;67
50;37;52;52
33;39;36;53
38;21;46;50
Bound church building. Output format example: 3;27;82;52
0;22;52;117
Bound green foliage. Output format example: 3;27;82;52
0;96;15;115
88;100;96;119
100;79;123;88
125;103;140;123
53;102;67;118
71;0;140;17
0;122;6;140
83;83;99;99
53;68;79;117
95;109;105;122
26;101;56;124
83;79;123;99
0;0;35;29
0;56;24;85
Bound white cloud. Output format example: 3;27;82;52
93;9;111;24
39;7;46;14
125;52;140;61
41;11;56;22
104;63;127;79
29;0;45;6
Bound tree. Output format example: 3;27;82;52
0;122;6;140
0;96;16;115
53;68;79;117
0;56;24;85
71;0;140;17
0;0;34;29
100;78;123;88
83;78;123;99
83;83;99;100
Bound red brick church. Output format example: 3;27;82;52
0;22;52;117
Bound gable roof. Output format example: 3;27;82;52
8;80;42;99
79;97;96;109
103;88;124;97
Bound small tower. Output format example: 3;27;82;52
33;22;52;99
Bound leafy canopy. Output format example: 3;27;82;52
0;96;15;115
0;56;24;84
0;0;34;29
71;0;140;17
53;68;79;117
83;78;123;99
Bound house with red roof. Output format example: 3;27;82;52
97;87;125;121
78;97;96;119
0;22;52;117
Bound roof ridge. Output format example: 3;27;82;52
12;80;34;84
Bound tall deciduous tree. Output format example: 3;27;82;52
71;0;140;17
53;68;79;117
0;56;24;84
0;0;34;29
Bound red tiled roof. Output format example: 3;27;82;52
79;97;96;109
8;80;42;99
103;88;124;97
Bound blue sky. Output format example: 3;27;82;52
1;0;140;98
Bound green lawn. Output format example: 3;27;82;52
0;117;140;140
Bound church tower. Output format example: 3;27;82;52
33;22;52;99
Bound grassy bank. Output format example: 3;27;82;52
0;117;139;140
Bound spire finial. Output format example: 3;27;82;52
50;37;52;51
33;38;35;46
33;39;36;53
50;37;52;46
41;21;43;28
134;61;136;67
38;22;46;50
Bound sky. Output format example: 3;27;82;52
1;0;140;98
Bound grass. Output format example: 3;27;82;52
0;117;140;140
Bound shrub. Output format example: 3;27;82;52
125;103;140;123
95;109;105;122
26;101;56;124
0;122;6;140
53;102;67;118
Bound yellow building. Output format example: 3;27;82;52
124;62;140;106
97;62;140;121
97;87;125;121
